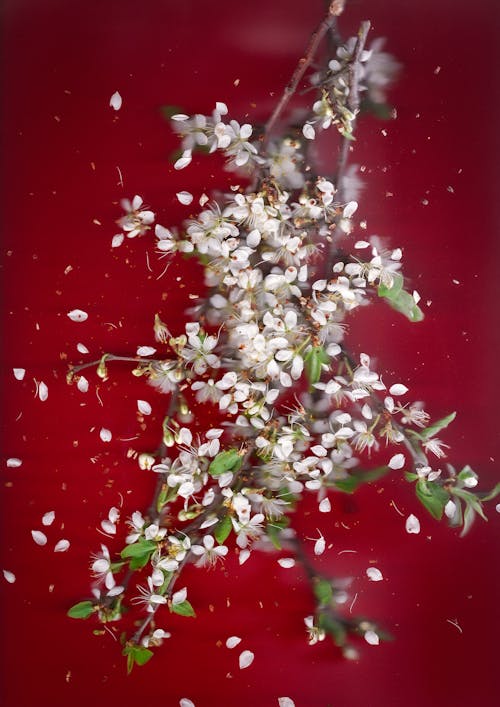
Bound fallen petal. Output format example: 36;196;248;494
405;514;421;534
366;567;383;582
100;428;112;443
31;530;48;546
239;650;254;669
6;458;22;468
3;570;16;584
13;368;26;380
42;511;55;526
67;309;88;323
54;539;70;553
109;91;122;110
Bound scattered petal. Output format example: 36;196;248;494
405;514;420;534
42;511;55;526
314;533;326;556
239;549;250;565
179;700;195;707
31;530;48;546
278;699;295;707
111;234;124;248
176;191;193;205
137;400;152;415
77;376;89;393
388;453;405;470
366;567;383;582
101;520;116;535
389;383;408;396
364;630;379;645
39;381;48;401
277;558;296;569
137;346;156;356
54;539;70;553
319;497;331;513
302;123;315;140
343;201;358;218
174;150;192;171
67;309;88;323
225;636;242;649
100;428;112;443
13;368;26;381
7;458;22;468
3;570;16;584
239;650;254;669
77;343;89;354
109;91;122;110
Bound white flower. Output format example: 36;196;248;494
118;195;155;238
91;545;115;589
132;576;167;612
304;615;325;645
190;535;228;566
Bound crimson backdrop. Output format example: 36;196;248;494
1;1;499;706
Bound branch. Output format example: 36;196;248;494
262;1;346;149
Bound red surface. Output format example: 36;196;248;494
1;1;499;705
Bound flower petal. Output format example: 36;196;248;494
109;91;122;110
239;650;254;669
54;539;70;552
31;530;48;546
67;309;88;322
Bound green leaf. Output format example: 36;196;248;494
122;644;154;674
120;540;157;559
415;478;449;520
421;412;456;440
314;579;333;606
170;600;196;617
460;503;476;537
334;466;390;494
318;612;346;646
405;472;419;482
479;482;500;502
159;104;185;120
67;601;95;619
208;449;243;477
378;274;424;322
214;514;232;544
304;346;330;387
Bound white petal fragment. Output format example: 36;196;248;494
302;123;315;140
67;309;88;323
364;630;380;645
137;400;152;415
239;650;254;669
388;453;405;470
319;497;331;513
77;343;89;354
42;511;55;526
405;514;421;534
136;346;156;356
225;636;242;649
7;458;22;468
277;558;296;569
54;539;70;552
278;699;296;707
366;567;383;582
444;500;457;519
343;201;358;218
100;428;112;443
176;191;193;205
31;530;48;546
314;533;326;556
179;700;195;707
112;234;125;248
109;91;122;111
13;368;26;380
389;383;408;396
77;376;89;393
39;381;48;401
3;570;16;584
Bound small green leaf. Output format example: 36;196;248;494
170;600;196;617
318;612;346;646
405;472;419;482
214;514;232;544
378;275;424;322
67;601;95;619
479;482;500;502
415;478;449;520
120;540;156;559
304;346;330;387
208;449;242;477
421;412;456;440
123;644;154;674
334;466;390;494
314;579;333;606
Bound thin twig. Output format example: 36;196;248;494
262;1;346;150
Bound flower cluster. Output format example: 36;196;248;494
67;10;498;674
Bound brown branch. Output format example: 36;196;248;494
262;1;346;150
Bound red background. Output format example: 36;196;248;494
1;1;499;705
